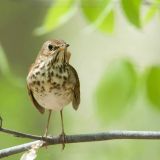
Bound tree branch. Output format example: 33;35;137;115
143;0;160;9
1;127;160;158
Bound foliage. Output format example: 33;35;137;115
81;0;115;33
121;0;142;27
144;0;160;24
35;0;76;35
96;60;160;122
146;66;160;109
35;0;160;35
96;60;137;122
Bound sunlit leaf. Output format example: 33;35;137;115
0;45;10;76
98;10;114;33
95;60;137;122
35;0;76;35
81;0;112;21
144;5;157;24
143;0;160;24
146;66;160;109
121;0;142;27
81;0;115;33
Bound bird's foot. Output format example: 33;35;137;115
59;132;66;150
42;134;50;149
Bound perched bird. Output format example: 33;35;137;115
27;40;80;149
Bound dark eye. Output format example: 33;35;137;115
48;44;53;51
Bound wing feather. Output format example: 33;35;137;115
68;65;80;110
27;84;45;114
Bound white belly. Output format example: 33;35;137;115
33;89;72;111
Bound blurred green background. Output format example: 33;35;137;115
1;0;160;159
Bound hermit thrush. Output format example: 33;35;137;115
26;40;80;149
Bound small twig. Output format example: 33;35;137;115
143;0;153;6
0;127;44;141
143;0;160;9
0;116;2;128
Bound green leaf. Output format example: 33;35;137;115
143;0;160;24
144;5;157;24
81;0;115;33
35;0;76;35
98;10;114;33
0;45;10;76
81;0;112;21
121;0;142;27
95;60;137;122
146;66;160;109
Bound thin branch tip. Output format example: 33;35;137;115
0;116;2;129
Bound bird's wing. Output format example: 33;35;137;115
27;84;45;114
72;80;80;110
69;65;80;110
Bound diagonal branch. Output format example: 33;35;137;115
0;127;43;140
1;128;160;158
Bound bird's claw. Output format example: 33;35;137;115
59;132;66;150
42;134;50;149
42;135;47;141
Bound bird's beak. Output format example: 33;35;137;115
59;44;69;52
66;43;69;47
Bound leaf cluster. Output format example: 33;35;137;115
96;59;160;122
34;0;160;35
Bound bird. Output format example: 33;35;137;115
26;39;80;149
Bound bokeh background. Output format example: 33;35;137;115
1;0;160;159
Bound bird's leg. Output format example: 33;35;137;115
43;110;52;137
59;109;66;150
42;110;52;149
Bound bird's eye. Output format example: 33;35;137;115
48;44;54;51
48;44;59;51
